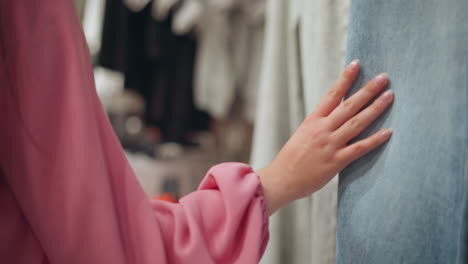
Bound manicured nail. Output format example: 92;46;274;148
380;90;394;102
346;59;360;71
380;129;392;138
375;73;388;86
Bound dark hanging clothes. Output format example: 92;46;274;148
99;0;209;143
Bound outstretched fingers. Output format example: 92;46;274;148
333;89;393;145
336;128;393;165
327;73;388;129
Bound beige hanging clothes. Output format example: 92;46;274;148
253;0;349;263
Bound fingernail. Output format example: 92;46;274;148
380;90;394;102
375;73;388;86
380;129;392;138
346;59;360;71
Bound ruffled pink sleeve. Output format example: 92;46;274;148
152;163;269;263
0;1;268;263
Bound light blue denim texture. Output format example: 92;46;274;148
337;1;468;263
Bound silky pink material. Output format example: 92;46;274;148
0;1;269;263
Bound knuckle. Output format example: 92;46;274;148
341;75;351;83
361;87;375;98
309;129;322;139
368;103;381;114
367;102;386;117
374;97;387;109
304;113;318;123
333;152;346;163
366;82;380;93
310;127;327;140
327;88;340;99
352;143;366;155
309;129;332;148
342;100;354;110
349;118;363;129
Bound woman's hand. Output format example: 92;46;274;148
257;60;393;216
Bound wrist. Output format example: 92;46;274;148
256;165;293;216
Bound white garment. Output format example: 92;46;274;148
172;0;203;35
82;0;106;57
193;0;265;122
253;1;302;263
151;0;180;20
193;4;235;120
252;0;349;263
123;0;151;12
301;2;348;263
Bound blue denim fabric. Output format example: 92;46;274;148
337;1;468;263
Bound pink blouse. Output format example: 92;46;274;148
0;1;269;263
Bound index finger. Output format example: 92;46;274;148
313;59;360;117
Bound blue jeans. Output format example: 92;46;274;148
337;0;468;263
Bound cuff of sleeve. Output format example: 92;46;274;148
254;172;270;257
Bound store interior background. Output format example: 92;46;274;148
73;0;264;201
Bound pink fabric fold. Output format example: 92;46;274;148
0;1;269;263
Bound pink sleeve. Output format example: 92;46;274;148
153;163;269;263
0;1;269;263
